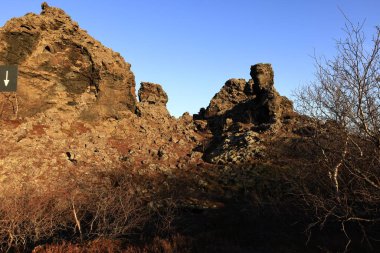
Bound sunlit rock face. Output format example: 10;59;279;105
0;2;136;120
136;82;171;118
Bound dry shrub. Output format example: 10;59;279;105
266;122;380;251
0;184;71;252
33;234;192;253
0;168;150;252
294;127;380;251
291;19;380;252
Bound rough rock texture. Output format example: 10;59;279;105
206;131;265;164
138;82;168;106
203;63;294;128
136;82;171;118
0;8;323;253
204;78;252;118
249;64;294;126
0;4;306;220
0;3;136;120
200;64;296;164
0;109;204;190
0;4;206;192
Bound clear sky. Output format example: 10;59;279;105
1;1;379;117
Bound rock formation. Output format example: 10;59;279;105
249;64;294;126
204;78;252;118
138;82;168;106
0;5;361;252
0;3;136;120
0;4;203;189
199;64;296;164
0;3;301;204
202;63;293;129
136;82;171;118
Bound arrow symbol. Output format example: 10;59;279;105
4;70;9;87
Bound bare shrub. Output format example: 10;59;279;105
294;19;380;251
0;186;69;252
0;168;150;252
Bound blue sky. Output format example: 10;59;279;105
1;1;379;116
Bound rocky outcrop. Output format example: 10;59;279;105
249;64;294;126
200;64;296;164
204;78;252;118
136;82;170;118
202;63;293;129
138;82;168;106
0;8;318;252
206;130;266;164
0;3;136;120
0;3;307;207
0;4;208;187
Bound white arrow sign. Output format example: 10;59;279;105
4;71;9;87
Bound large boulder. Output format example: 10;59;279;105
136;82;170;118
0;2;136;119
138;82;168;106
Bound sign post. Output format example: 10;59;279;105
0;65;18;92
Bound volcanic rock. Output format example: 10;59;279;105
249;63;294;126
201;64;296;164
204;78;252;118
0;3;136;120
207;131;265;164
0;4;207;193
138;82;168;106
136;82;170;118
0;4;306;221
203;63;294;130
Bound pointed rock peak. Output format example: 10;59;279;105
201;64;294;130
41;2;49;10
40;1;71;20
250;63;274;93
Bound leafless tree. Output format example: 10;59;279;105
294;20;380;251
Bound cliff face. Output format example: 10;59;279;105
0;2;136;120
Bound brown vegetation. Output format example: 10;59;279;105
0;169;150;252
293;20;380;251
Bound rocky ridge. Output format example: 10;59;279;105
0;3;302;198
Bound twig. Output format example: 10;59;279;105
71;199;82;240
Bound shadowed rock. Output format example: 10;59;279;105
199;63;296;164
202;63;293;129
